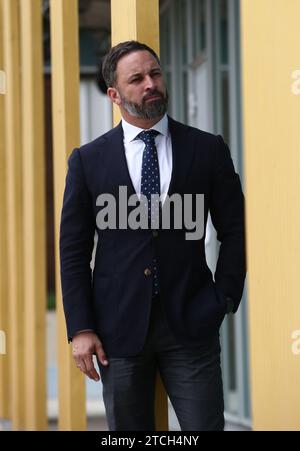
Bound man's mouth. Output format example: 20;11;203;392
145;95;162;102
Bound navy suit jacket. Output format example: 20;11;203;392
60;116;246;357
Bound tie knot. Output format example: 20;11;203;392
136;129;160;144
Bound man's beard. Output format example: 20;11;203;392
120;89;168;119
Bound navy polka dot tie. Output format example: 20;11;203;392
136;129;160;297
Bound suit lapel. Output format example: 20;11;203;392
102;121;137;199
167;116;195;197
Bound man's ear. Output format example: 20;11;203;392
107;87;121;106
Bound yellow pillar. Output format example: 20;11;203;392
110;0;160;124
0;0;10;421
50;0;86;430
3;0;24;429
20;0;47;430
241;0;300;430
110;0;168;431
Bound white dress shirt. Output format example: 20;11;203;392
122;114;173;205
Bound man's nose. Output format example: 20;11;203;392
144;75;155;90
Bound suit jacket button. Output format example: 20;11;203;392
144;268;152;276
152;230;158;238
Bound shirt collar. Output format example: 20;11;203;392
122;114;168;144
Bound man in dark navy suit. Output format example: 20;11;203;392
60;40;246;431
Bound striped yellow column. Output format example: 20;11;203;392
3;0;24;429
20;0;47;430
50;0;86;430
0;0;10;421
110;0;168;431
241;0;300;430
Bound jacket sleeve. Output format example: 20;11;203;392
210;135;247;313
59;148;96;341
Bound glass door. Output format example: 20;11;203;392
160;0;251;427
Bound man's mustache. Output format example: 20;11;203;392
143;90;164;102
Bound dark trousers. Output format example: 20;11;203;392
97;297;224;431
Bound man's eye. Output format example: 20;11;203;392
152;71;161;77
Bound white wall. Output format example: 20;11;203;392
80;78;113;146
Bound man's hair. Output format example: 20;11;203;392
102;40;161;88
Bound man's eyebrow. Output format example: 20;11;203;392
128;72;142;80
127;68;161;81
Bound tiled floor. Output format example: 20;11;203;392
1;414;251;431
48;413;251;432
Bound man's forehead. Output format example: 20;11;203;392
117;51;160;76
